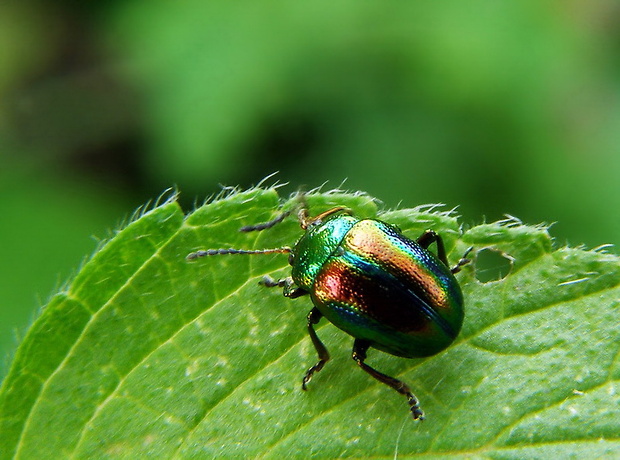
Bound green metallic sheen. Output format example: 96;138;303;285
291;215;357;290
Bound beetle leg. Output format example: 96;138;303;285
260;275;308;298
284;284;308;298
352;339;424;421
416;230;448;266
417;230;473;275
451;246;473;274
302;307;330;390
260;275;289;288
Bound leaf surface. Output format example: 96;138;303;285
0;189;618;459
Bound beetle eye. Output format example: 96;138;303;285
288;253;295;266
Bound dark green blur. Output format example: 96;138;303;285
1;1;619;376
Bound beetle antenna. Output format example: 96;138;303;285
240;192;311;232
239;211;291;232
299;206;352;230
186;247;292;260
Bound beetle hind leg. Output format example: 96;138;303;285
352;339;424;420
416;230;448;267
302;307;330;390
417;230;473;275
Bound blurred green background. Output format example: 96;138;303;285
1;1;619;378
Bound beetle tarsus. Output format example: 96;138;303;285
261;276;308;298
260;275;288;288
407;395;425;421
302;362;325;390
451;246;474;274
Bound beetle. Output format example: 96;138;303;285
187;205;471;420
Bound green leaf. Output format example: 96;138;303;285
1;188;618;459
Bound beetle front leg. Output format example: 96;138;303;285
352;339;424;420
302;307;330;390
260;275;307;298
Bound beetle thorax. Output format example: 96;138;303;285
291;215;357;291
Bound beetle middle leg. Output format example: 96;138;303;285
352;339;424;420
302;307;330;390
261;276;329;389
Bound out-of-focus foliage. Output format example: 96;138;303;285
105;0;620;241
1;1;619;376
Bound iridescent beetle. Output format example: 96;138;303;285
187;205;471;420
